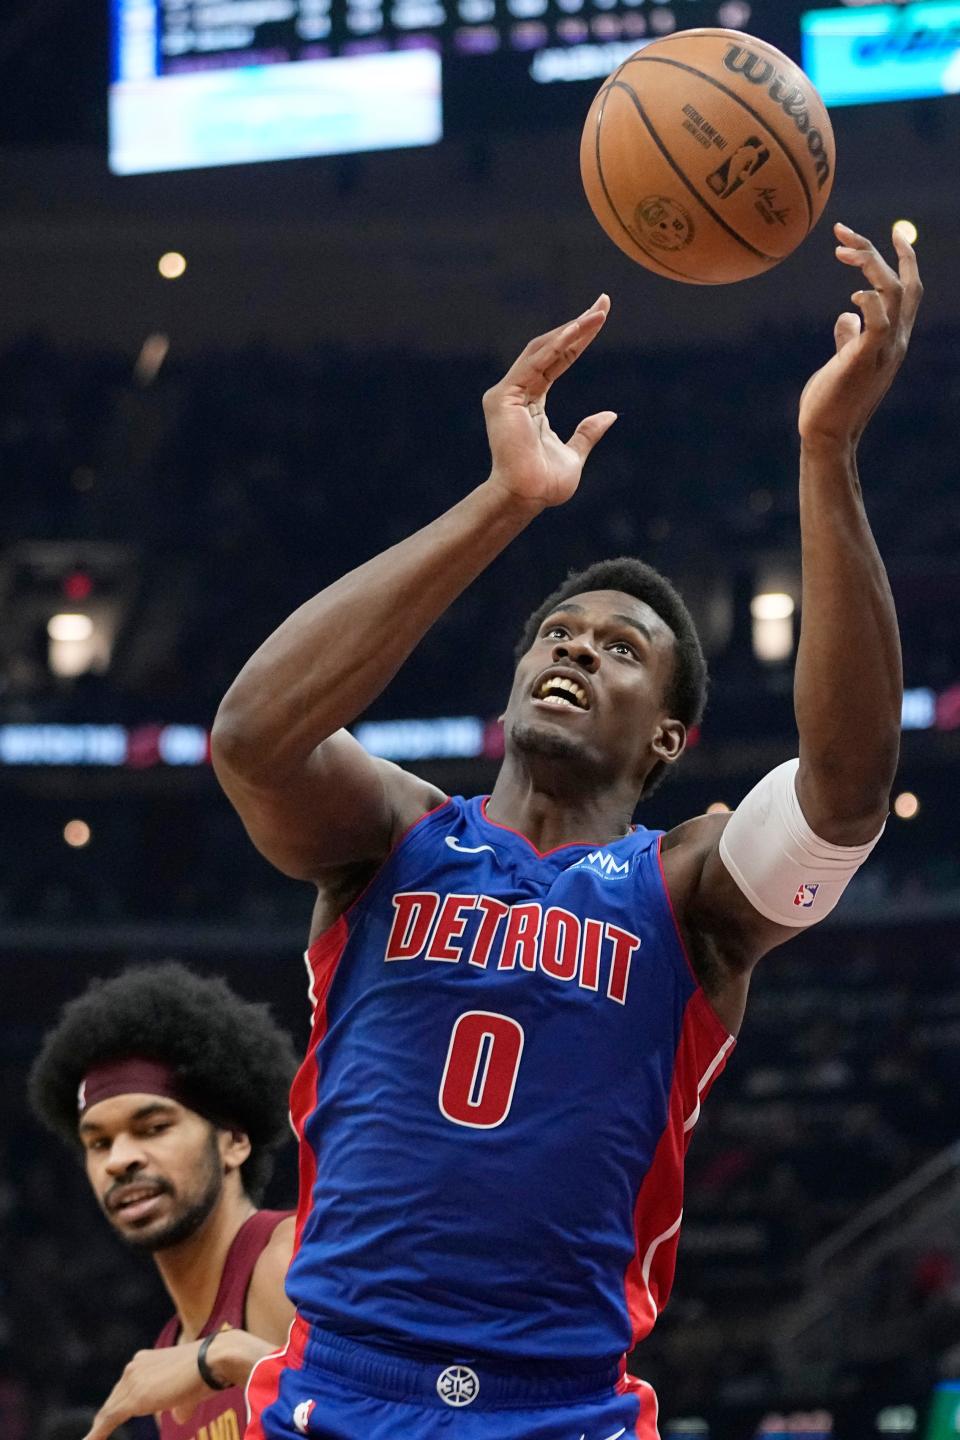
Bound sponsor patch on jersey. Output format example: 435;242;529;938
568;849;633;881
794;882;820;909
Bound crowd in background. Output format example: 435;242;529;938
2;323;960;727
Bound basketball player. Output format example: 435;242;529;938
29;963;299;1440
211;223;922;1439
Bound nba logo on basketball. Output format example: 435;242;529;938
706;137;770;200
293;1399;316;1434
794;883;820;909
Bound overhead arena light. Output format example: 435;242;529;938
47;613;94;642
751;592;796;664
46;611;110;679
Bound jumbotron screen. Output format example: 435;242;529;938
109;0;960;173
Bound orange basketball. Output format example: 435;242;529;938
579;29;836;284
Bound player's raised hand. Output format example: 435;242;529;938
484;295;617;509
80;1344;219;1439
799;222;923;450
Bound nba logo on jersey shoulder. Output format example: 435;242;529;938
794;882;820;909
568;849;633;881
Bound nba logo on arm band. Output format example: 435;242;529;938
794;883;820;910
719;759;884;928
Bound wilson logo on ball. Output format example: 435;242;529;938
722;43;832;190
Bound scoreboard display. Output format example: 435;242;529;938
803;1;960;106
109;0;443;169
109;0;960;172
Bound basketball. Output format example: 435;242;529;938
579;29;836;284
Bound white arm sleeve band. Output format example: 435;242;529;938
718;758;885;928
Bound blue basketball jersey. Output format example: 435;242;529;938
285;795;734;1364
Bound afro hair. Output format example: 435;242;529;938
28;961;299;1203
515;556;708;798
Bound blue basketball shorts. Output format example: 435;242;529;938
245;1317;660;1440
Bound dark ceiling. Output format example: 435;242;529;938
0;0;107;145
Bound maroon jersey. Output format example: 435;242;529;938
155;1210;291;1440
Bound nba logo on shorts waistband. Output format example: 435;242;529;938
794;883;820;909
292;1398;316;1433
437;1364;480;1406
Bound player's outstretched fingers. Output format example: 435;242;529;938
82;1404;127;1440
497;295;610;399
512;293;610;363
835;223;902;313
539;315;607;388
833;312;861;354
892;224;924;329
852;288;890;336
529;298;610;389
566;410;618;464
834;221;872;248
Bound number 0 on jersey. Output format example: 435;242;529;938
439;1010;525;1129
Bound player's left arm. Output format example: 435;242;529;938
244;1214;296;1343
80;1220;297;1440
664;223;923;1031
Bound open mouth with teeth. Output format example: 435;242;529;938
534;676;590;710
109;1183;167;1215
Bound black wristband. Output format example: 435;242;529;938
197;1332;231;1391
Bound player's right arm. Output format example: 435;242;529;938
212;298;618;878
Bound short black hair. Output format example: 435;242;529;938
28;962;299;1202
515;557;708;798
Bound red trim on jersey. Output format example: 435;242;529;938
655;833;731;1034
292;918;349;1249
479;796;637;859
623;988;734;1344
245;1313;309;1440
654;832;700;990
392;794;453;848
306;797;453;952
246;905;358;1435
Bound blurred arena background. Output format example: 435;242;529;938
1;1;959;1436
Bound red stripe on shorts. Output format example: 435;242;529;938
244;1315;310;1440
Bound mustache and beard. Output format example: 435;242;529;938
509;718;615;788
101;1127;224;1253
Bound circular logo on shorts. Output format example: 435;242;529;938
634;195;695;252
437;1364;480;1407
